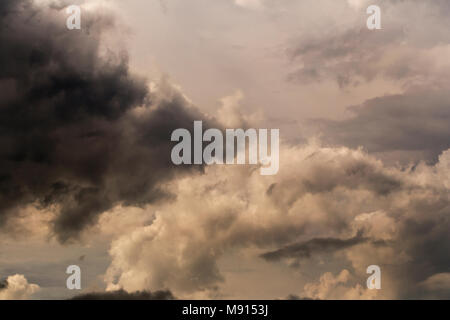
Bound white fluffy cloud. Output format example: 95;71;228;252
0;275;40;300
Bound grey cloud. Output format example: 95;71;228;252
0;0;208;243
287;27;404;87
286;0;450;87
0;279;7;290
394;211;450;298
260;231;368;262
313;88;450;164
284;294;315;300
418;273;450;299
70;289;175;300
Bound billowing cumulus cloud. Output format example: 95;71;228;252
0;274;40;300
100;141;450;299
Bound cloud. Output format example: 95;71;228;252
419;273;450;298
347;0;370;10
303;269;378;300
286;1;450;88
70;289;174;300
2;0;450;300
0;274;40;300
72;0;450;300
284;294;315;300
313;87;450;164
293;1;450;165
100;140;450;298
287;27;404;87
260;231;370;262
0;0;210;243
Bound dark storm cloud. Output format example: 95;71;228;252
0;278;7;290
70;289;175;300
260;231;368;262
0;0;208;242
313;88;450;164
392;203;450;299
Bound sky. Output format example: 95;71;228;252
0;0;450;300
